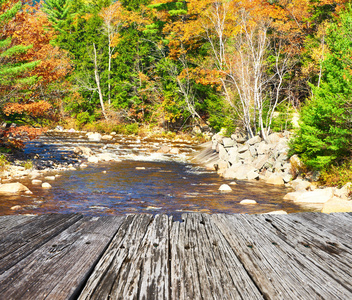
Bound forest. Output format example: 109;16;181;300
0;0;351;182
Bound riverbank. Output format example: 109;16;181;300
192;130;352;214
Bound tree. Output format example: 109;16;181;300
42;0;72;31
289;5;352;170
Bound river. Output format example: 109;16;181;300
0;131;318;219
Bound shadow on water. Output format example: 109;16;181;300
0;156;318;221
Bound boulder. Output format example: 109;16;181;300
334;182;351;200
266;174;285;185
80;163;88;168
222;137;236;148
247;171;260;180
227;147;239;165
246;136;262;145
238;150;252;161
0;182;31;194
223;164;256;180
219;184;232;192
28;171;41;179
44;176;56;181
238;145;249;153
253;154;270;170
87;132;102;142
266;132;282;144
322;197;352;213
240;199;257;205
216;160;228;175
218;144;228;161
257;142;271;155
285;188;334;204
294;181;312;191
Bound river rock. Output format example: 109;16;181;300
157;145;171;154
322;197;352;213
240;199;257;204
253;154;269;170
11;205;22;210
80;163;88;168
0;182;31;194
169;148;180;155
102;135;113;140
87;132;102;142
42;182;52;189
219;184;232;192
44;176;56;181
28;170;41;179
74;146;93;157
266;174;285;185
218;144;228;161
97;153;114;161
32;179;42;185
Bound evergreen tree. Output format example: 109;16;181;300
0;0;39;104
42;0;72;31
289;6;352;170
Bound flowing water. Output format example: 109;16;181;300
0;131;318;219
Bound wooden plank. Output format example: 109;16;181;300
212;214;352;299
170;213;263;300
282;212;352;247
0;213;82;274
0;215;36;232
250;214;352;292
0;215;125;300
78;214;155;300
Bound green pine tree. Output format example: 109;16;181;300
42;0;72;31
0;0;39;103
289;6;352;170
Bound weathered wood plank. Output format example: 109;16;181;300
282;212;352;248
0;215;36;232
170;213;263;300
78;214;155;300
0;213;82;274
250;214;352;292
212;213;352;299
0;215;125;300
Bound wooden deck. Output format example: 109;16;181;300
0;213;352;299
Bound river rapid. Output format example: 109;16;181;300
0;131;317;220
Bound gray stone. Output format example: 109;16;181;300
266;132;282;144
253;154;269;170
87;132;102;142
218;144;228;161
284;188;334;204
249;146;257;157
223;164;256;180
266;174;285;185
238;150;252;161
222;137;236;148
102;135;113;140
247;171;260;180
257;142;271;155
238;145;249;153
246;135;262;145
